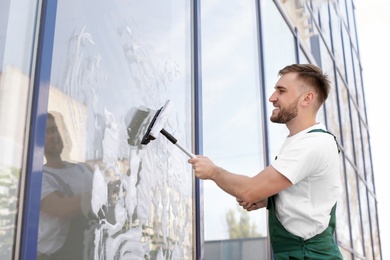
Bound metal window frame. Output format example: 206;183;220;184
17;0;58;259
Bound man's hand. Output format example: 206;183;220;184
188;156;219;180
236;198;267;211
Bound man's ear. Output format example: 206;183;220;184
301;92;315;107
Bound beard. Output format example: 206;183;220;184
270;97;299;124
44;140;64;157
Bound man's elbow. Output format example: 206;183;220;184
239;189;267;204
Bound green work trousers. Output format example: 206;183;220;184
267;196;343;259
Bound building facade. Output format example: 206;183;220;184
0;0;382;259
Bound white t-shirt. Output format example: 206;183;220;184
271;123;341;240
38;162;93;255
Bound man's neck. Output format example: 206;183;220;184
45;156;66;168
286;117;317;137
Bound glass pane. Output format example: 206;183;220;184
201;0;267;258
337;75;353;160
340;247;352;260
369;194;381;259
298;47;309;64
359;179;373;260
280;0;312;53
262;0;296;156
361;125;374;191
347;0;358;50
37;0;193;259
318;1;332;48
319;40;339;137
0;0;38;259
336;158;350;249
353;51;366;122
345;162;364;256
338;0;348;25
342;25;356;100
329;3;345;78
350;105;363;171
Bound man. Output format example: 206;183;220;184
38;113;94;259
188;64;343;259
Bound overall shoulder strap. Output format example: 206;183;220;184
308;129;340;154
43;169;74;196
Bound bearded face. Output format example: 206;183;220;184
270;95;299;124
44;118;64;157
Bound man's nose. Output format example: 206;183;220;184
269;92;277;102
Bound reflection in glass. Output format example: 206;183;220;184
38;112;95;258
40;0;193;259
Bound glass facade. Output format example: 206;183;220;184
39;0;194;259
0;0;383;259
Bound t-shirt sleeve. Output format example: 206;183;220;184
271;136;329;184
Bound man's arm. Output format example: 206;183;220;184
40;192;88;219
188;156;292;204
237;197;268;211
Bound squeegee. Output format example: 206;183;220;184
141;100;195;158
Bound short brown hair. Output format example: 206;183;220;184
278;64;331;105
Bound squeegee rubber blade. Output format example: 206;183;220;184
141;107;162;145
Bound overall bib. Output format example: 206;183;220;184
267;196;343;259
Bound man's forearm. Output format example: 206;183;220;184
211;166;253;201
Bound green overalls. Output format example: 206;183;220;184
267;129;343;259
267;196;343;259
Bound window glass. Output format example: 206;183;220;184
339;247;352;260
324;78;339;139
338;0;348;25
359;179;373;259
298;47;309;64
280;0;312;53
201;0;266;257
262;0;296;157
353;51;366;122
317;1;332;47
369;194;381;259
346;0;358;50
337;75;353;160
341;25;356;100
38;0;194;259
345;162;364;256
361;125;374;192
0;0;39;259
329;4;345;78
350;104;363;171
335;158;350;252
319;38;339;139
